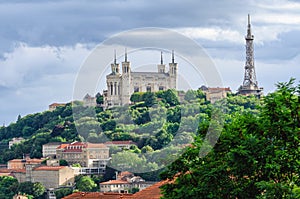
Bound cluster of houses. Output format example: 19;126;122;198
1;139;157;199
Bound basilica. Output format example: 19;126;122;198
103;51;177;108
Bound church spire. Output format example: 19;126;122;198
172;50;174;63
160;51;163;65
125;48;127;62
114;49;117;64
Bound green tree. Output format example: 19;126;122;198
59;159;69;166
130;92;143;103
160;79;300;198
33;182;46;199
184;90;197;102
76;176;97;192
17;181;45;198
0;176;18;199
160;89;179;106
55;188;73;199
142;92;157;107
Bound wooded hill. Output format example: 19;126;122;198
0;88;260;171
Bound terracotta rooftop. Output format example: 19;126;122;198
63;180;169;199
5;169;26;173
130;180;168;199
8;158;43;163
62;192;133;199
100;180;130;185
57;143;70;149
49;103;66;107
34;166;66;171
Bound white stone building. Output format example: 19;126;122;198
103;51;178;108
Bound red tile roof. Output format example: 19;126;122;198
130;180;168;199
49;103;66;107
100;180;129;185
63;180;169;199
62;192;133;199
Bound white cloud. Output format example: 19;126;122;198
0;43;91;88
0;43;92;124
177;27;243;44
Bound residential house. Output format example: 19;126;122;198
7;156;43;169
200;86;231;103
100;171;155;193
49;103;66;111
63;180;168;199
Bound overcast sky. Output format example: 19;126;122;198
1;0;300;125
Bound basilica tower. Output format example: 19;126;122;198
237;14;263;97
168;50;177;89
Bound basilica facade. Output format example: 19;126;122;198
103;51;177;108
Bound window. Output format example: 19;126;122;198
159;86;164;91
146;86;151;92
134;87;139;92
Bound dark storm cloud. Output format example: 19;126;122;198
0;0;252;54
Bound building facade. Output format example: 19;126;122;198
42;142;65;157
13;165;75;189
199;86;232;103
7;157;43;169
100;171;155;193
56;141;110;168
103;51;178;108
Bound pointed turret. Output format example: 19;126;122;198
158;51;165;73
111;50;120;74
168;50;177;88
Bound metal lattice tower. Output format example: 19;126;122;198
238;14;263;96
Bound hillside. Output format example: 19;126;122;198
0;89;260;169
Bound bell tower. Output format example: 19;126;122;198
168;50;177;89
238;14;263;97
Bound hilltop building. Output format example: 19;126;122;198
48;103;66;111
103;50;178;108
199;86;231;103
238;14;263;96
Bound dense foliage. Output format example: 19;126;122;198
160;79;300;198
0;176;45;199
